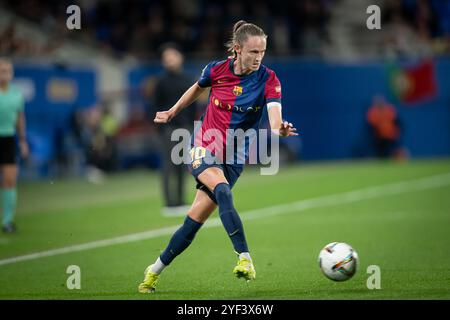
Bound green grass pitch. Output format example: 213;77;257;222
0;159;449;299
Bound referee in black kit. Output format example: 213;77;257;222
153;43;198;216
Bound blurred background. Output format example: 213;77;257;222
1;0;449;180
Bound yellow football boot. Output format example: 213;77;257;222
138;265;159;293
233;257;256;281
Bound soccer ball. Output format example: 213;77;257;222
318;242;358;282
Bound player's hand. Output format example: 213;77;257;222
19;140;29;159
154;110;174;124
279;121;298;137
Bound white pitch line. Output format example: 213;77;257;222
0;172;449;267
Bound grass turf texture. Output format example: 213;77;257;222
0;159;449;299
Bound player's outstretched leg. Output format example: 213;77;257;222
213;182;256;281
139;190;216;293
138;215;202;293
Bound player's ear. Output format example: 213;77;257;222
234;43;241;55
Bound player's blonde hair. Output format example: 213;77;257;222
226;20;267;58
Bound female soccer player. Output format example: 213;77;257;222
0;58;28;233
139;21;297;293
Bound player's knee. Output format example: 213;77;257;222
187;209;205;223
213;182;233;204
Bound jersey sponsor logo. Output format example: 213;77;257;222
211;96;261;113
233;85;243;96
245;106;262;112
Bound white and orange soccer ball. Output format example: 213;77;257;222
318;242;359;281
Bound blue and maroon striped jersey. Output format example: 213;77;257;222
193;58;282;163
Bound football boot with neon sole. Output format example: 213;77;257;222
233;257;256;281
138;264;159;293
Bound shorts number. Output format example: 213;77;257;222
190;147;206;162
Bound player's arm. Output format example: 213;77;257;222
154;82;207;124
16;111;29;158
267;102;298;137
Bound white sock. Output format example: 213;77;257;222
150;257;166;275
239;252;252;262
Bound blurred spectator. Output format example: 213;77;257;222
293;0;331;56
115;105;157;170
1;0;333;59
0;22;62;57
366;95;408;160
272;18;291;56
71;104;119;183
2;0;450;59
118;105;154;137
152;43;197;216
382;0;450;58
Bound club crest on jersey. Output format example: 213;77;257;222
233;86;243;96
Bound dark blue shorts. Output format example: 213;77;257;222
187;146;244;204
0;136;17;164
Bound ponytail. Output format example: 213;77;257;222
225;20;267;58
